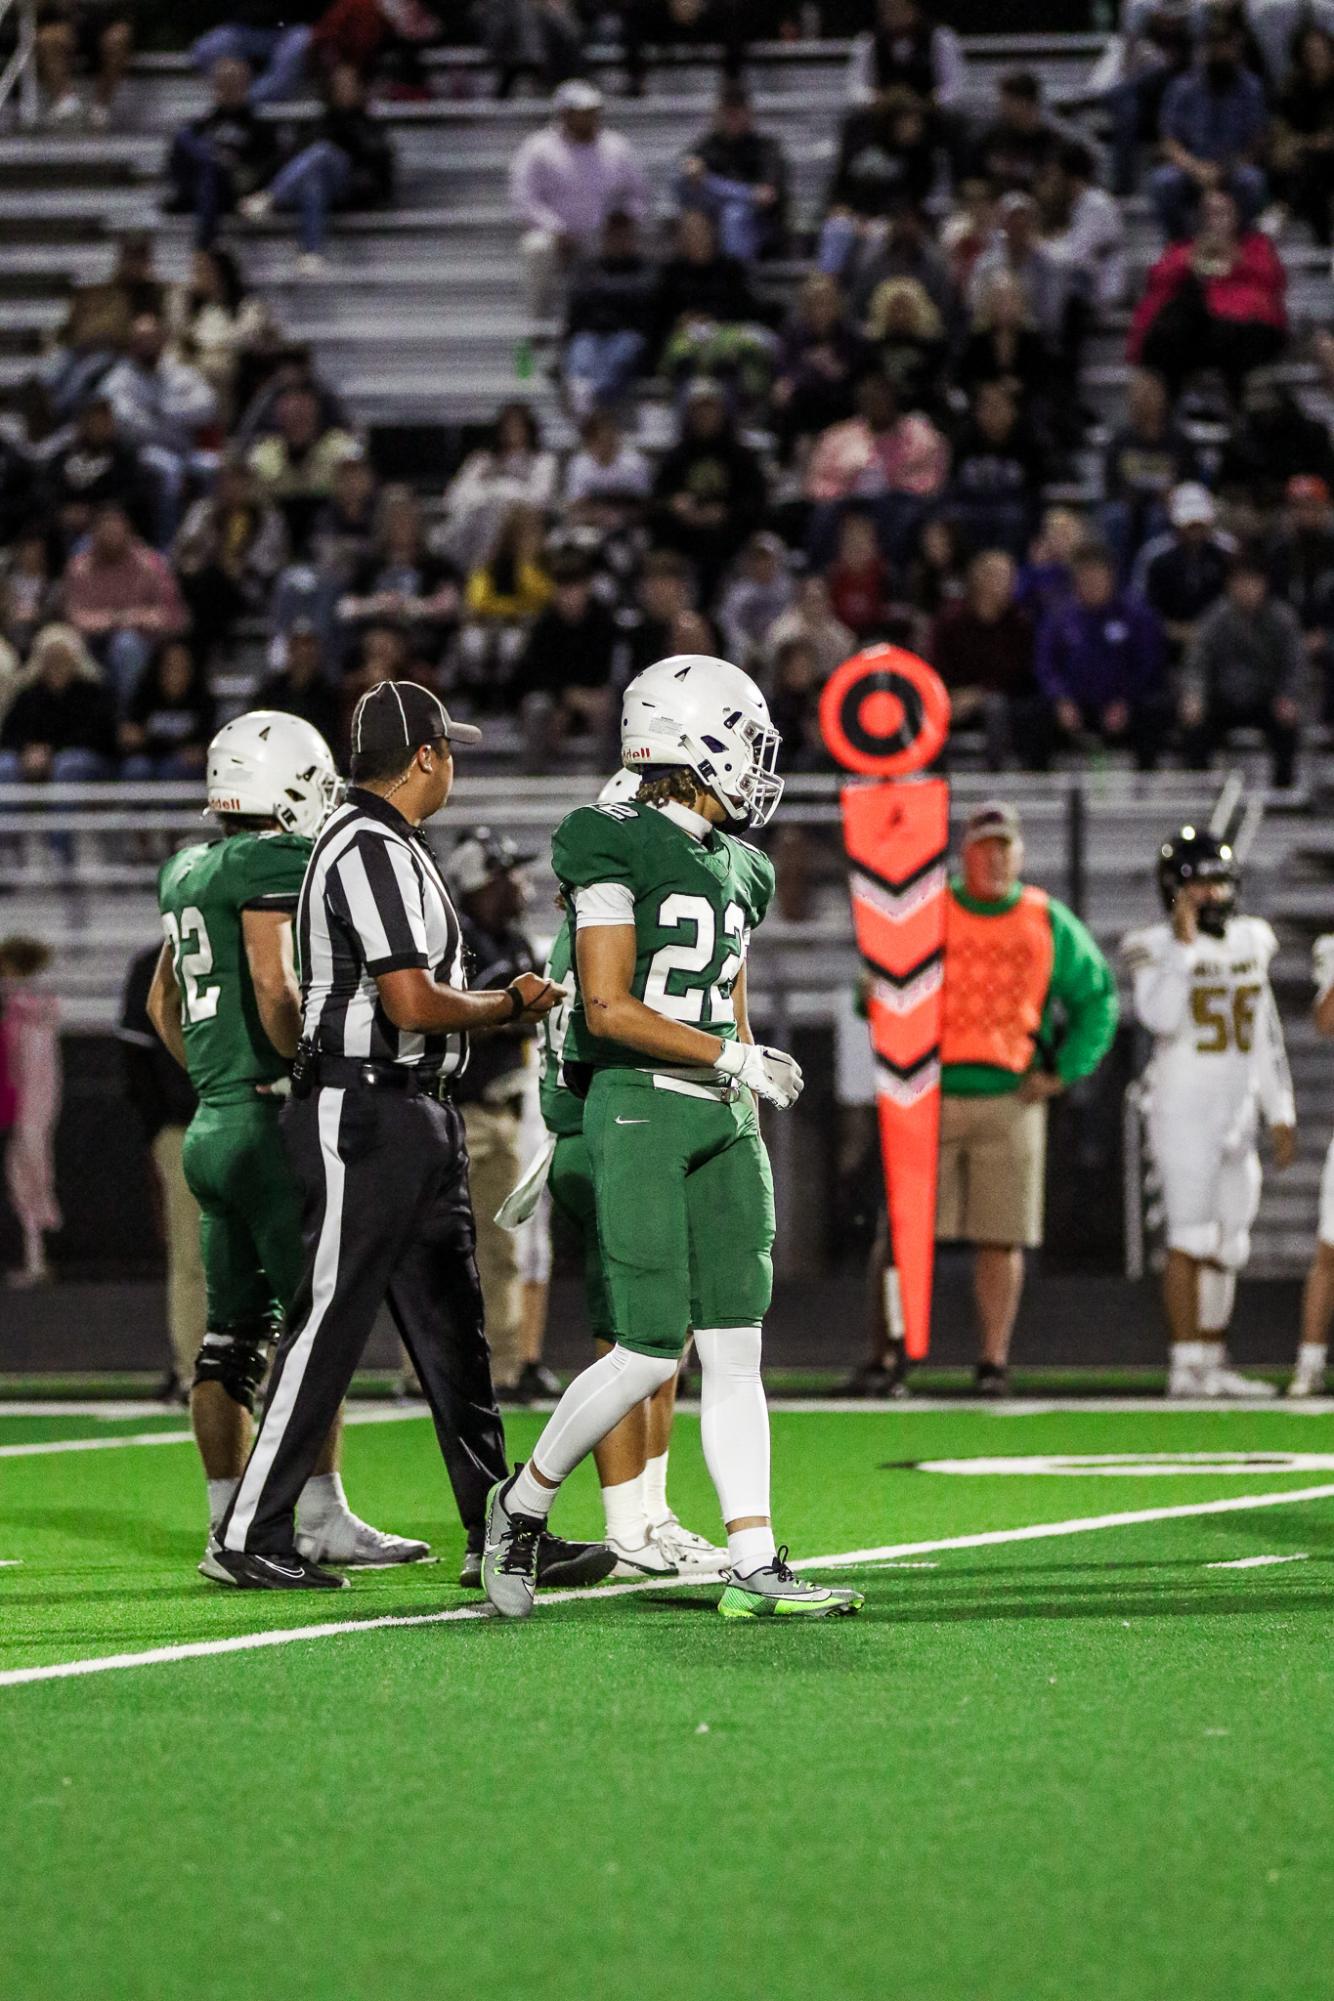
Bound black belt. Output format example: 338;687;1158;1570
312;1055;453;1101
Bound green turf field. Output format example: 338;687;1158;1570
3;1398;1334;2001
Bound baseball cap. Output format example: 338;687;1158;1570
555;79;602;112
963;801;1021;845
351;679;482;759
1169;481;1216;528
450;826;537;895
1286;474;1330;504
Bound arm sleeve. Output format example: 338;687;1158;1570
1046;899;1119;1083
332;835;432;974
552;806;639;896
572;882;636;928
237;835;311;913
1123;927;1192;1037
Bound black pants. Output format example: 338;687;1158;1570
218;1083;507;1555
1184;697;1299;790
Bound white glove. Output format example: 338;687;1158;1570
715;1037;804;1109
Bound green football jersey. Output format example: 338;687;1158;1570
551;799;776;1072
538;917;582;1137
157;831;311;1106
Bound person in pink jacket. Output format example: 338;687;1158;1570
804;368;950;566
0;937;62;1288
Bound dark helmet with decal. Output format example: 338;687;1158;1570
1156;826;1238;937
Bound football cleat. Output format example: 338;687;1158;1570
481;1472;544;1619
199;1542;347;1590
459;1529;617;1590
1205;1366;1279;1399
718;1547;864;1620
607;1532;678;1579
295;1514;433;1568
974;1361;1010;1399
1287;1367;1327;1399
651;1517;727;1571
517;1360;564;1400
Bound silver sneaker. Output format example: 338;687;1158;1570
651;1517;727;1572
607;1532;678;1580
481;1473;544;1619
296;1514;433;1568
718;1547;864;1620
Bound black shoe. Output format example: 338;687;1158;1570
199;1543;347;1589
458;1528;483;1589
154;1369;189;1406
537;1533;616;1587
974;1362;1010;1399
842;1346;909;1400
518;1360;563;1399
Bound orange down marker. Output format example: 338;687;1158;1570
819;645;951;1360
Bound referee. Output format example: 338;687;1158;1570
215;681;569;1589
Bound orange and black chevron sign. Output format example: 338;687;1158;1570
819;647;951;1360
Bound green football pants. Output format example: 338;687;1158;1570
582;1068;775;1358
181;1099;303;1333
548;1130;614;1341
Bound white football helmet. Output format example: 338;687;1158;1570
597;767;641;805
620;654;783;828
206;711;340;837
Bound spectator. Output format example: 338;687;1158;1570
509;80;648;320
99;310;218;544
34;2;133;127
1103;0;1194;197
442;401;558;570
165;56;281;248
1217;370;1334;503
818;87;937;281
651;210;774;408
939;176;999;295
245;384;360;550
1152;16;1269;238
1128;187;1287;400
1035;139;1128;311
1131;481;1235;657
824;509;894;641
1035;541;1170;769
308;0;440;95
931;549;1045;768
903;512;968;628
850;199;959;329
563;410;652;522
233;346;348;448
768;635;830;771
947;379;1047;558
652;378;768;598
191;8;322;106
0;623;117;785
513;549;618;770
1272;23;1334;245
954;268;1051;425
310;449;379;578
561;211;657;417
41;232;165;422
613;548;696;680
1181;551;1304;789
165;247;275;419
764;572;856;684
479;0;586;100
338;484;461;665
846;0;966;113
39;396;148;549
617;0;760;99
257;623;342;749
240;63;395;272
0;936;62;1290
805;370;950;564
63;503;188;708
718;531;795;665
462;503;552;659
118;639;216;780
862;277;947;418
1;536;57;658
173;455;289;646
1267;474;1334;709
678;80;788;263
771;273;868;456
1101;365;1199;571
968;190;1072;349
969;69;1062;197
1017;505;1085;621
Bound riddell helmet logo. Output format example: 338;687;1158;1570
212;795;243;811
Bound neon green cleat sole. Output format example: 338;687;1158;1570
717;1580;865;1619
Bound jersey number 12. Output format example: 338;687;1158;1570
163;906;221;1024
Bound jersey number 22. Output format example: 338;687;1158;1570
164;906;221;1025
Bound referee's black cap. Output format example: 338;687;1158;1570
352;680;482;758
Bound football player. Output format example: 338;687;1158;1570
534;767;725;1579
1291;933;1334;1396
1122;828;1295;1398
148;712;430;1574
481;653;864;1620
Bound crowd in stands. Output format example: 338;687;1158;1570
3;0;1334;802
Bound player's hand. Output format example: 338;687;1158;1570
1016;1072;1064;1103
1271;1124;1297;1171
255;1077;292;1099
1172;889;1199;944
715;1037;804;1109
507;972;564;1022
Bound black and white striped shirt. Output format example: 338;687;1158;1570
298;787;468;1074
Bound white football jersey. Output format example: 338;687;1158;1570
1121;915;1295;1130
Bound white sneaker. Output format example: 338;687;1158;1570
1204;1365;1279;1399
1287;1368;1326;1399
606;1532;678;1580
1167;1371;1204;1399
651;1517;727;1571
239;190;273;222
295;1513;433;1567
296;251;329;276
48;90;84;125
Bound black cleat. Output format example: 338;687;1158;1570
517;1359;563;1400
458;1527;613;1590
459;1529;483;1590
842;1345;909;1399
199;1543;347;1590
974;1361;1010;1399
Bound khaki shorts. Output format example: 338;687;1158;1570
936;1092;1047;1248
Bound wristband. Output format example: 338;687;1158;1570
503;983;526;1023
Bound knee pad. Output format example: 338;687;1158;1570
1197;1265;1237;1332
192;1322;274;1411
695;1325;763;1385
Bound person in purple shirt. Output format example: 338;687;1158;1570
1035;541;1171;769
1151;18;1269;239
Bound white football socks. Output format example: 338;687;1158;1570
297;1471;348;1528
1169;1340;1207;1389
510;1344;678;1520
207;1477;238;1531
695;1326;774;1577
1294;1341;1327;1381
601;1474;649;1547
643;1450;671;1529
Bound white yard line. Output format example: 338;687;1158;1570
4;1481;1333;1692
1206;1553;1310;1570
0;1405;436;1460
